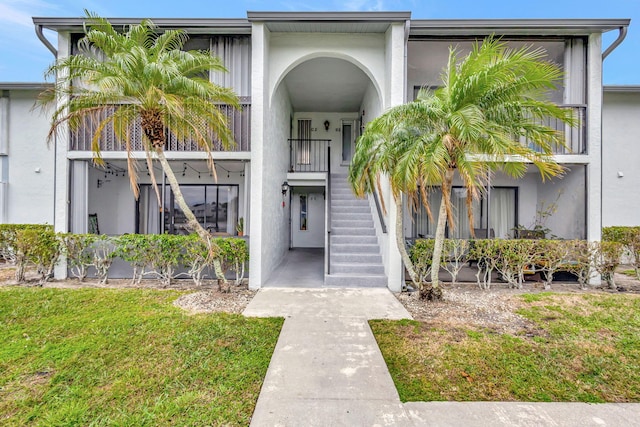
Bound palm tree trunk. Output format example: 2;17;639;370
395;196;420;288
429;170;454;299
154;148;229;289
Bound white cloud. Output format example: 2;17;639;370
0;0;62;81
0;3;36;27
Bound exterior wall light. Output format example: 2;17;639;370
324;120;330;131
281;181;290;208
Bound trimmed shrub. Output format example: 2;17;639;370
594;241;624;289
564;240;596;289
441;239;469;284
115;234;154;284
603;226;640;280
60;233;97;282
92;236;117;285
0;224;56;283
14;226;60;284
409;239;435;283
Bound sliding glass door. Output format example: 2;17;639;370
137;184;239;235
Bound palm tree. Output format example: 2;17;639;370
39;12;239;286
349;37;576;300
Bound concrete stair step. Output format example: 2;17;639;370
331;243;379;253
330;199;369;207
324;274;387;288
331;227;375;236
331;212;372;221
331;194;362;201
332;219;374;228
330;263;385;274
330;252;382;263
331;235;378;244
331;206;370;213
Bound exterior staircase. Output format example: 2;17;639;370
324;174;388;287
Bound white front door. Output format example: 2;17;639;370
291;188;325;248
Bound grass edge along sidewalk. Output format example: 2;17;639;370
0;287;283;426
371;292;640;403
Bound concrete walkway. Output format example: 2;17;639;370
244;288;640;427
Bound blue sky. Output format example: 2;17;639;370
0;0;637;84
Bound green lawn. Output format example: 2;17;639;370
0;288;283;426
371;292;640;402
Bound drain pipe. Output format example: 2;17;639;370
34;23;58;230
35;24;57;57
602;26;628;60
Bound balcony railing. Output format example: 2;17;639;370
70;97;251;152
289;139;330;172
526;105;586;155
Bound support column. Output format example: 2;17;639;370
384;21;409;292
0;94;8;223
54;32;71;279
587;33;603;286
69;160;88;233
248;22;268;289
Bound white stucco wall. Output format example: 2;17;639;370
250;24;396;288
267;32;386;111
602;90;640;226
382;23;408;292
586;33;603;243
257;81;292;284
249;23;268;289
536;166;586;239
2;89;54;224
87;165;135;235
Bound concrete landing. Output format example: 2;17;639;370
264;248;324;288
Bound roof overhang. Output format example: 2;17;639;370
0;82;52;90
604;85;640;93
32;17;251;34
247;11;411;33
409;19;631;37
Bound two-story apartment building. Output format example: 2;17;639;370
2;12;629;290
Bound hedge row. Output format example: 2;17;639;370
603;226;640;280
410;238;625;290
0;224;248;288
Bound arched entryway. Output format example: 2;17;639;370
263;55;384;287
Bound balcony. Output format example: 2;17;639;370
289;139;330;173
70;97;251;152
528;105;586;155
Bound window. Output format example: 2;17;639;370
299;194;308;231
342;122;352;164
297;119;311;165
413;187;517;239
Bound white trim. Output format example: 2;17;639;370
66;151;251;161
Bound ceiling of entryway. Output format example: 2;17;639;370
282;57;371;112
